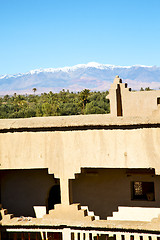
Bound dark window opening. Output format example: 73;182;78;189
157;97;160;105
131;181;155;201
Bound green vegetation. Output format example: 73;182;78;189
140;87;153;91
0;89;110;119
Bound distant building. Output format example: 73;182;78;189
1;76;160;240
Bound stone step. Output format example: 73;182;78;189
94;216;100;220
3;214;14;220
107;206;160;222
48;203;99;221
54;203;80;211
151;214;160;223
80;205;100;220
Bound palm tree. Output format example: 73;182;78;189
32;88;37;95
79;89;90;114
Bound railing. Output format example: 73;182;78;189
70;231;160;240
2;228;160;240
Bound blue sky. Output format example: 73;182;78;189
0;0;160;75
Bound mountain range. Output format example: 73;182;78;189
0;62;160;94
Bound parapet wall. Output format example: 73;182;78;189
1;115;160;178
107;76;160;117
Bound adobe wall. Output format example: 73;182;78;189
1;126;160;179
108;76;160;117
0;169;55;217
1;168;160;220
71;168;160;219
1;74;160;207
122;91;160;117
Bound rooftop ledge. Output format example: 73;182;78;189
0;114;160;131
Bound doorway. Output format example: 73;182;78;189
47;179;61;212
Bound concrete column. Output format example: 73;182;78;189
75;232;82;240
63;228;71;240
92;232;97;239
124;233;130;240
45;232;48;240
109;233;114;237
80;232;84;240
152;235;158;240
85;232;90;240
77;232;85;240
60;178;70;205
134;234;139;240
74;232;78;240
40;232;45;240
142;235;149;240
116;233;122;240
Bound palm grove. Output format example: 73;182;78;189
0;89;110;119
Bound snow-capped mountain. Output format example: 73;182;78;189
0;62;160;94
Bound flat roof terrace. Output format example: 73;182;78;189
0;114;160;133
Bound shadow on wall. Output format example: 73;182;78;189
0;169;61;217
70;168;159;219
47;179;61;213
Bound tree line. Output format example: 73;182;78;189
0;89;110;119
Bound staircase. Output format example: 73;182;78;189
107;206;160;222
46;203;100;222
80;205;100;220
